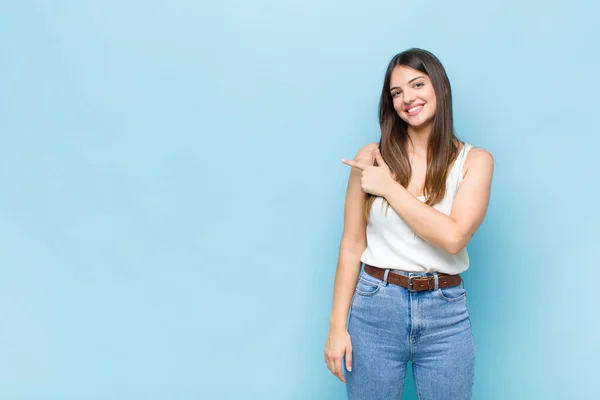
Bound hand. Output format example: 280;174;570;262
324;328;353;383
342;148;395;197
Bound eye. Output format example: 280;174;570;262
392;90;402;98
414;82;424;88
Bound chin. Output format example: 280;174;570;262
412;120;430;128
404;118;429;129
409;114;435;128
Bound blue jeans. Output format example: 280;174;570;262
345;267;475;400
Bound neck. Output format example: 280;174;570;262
406;123;432;156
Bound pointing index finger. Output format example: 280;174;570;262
341;158;366;171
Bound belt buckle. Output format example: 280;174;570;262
428;276;435;291
407;276;415;292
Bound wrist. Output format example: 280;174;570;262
382;179;397;198
329;320;347;332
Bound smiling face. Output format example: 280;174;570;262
389;65;437;129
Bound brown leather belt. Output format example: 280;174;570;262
364;264;461;292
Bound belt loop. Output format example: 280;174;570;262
407;272;414;292
382;269;390;286
433;273;439;290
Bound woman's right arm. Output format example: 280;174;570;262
324;142;378;383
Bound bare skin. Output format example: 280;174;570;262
324;65;494;382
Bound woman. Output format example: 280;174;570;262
324;48;494;400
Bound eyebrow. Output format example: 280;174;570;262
389;76;426;92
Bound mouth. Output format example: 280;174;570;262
405;104;424;116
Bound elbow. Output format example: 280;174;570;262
340;237;367;255
446;243;465;255
446;233;469;255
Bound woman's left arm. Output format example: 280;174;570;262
382;148;494;254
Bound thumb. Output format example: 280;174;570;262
374;148;391;174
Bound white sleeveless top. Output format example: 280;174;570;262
360;143;473;275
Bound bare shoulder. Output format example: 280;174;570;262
464;146;494;177
354;142;379;162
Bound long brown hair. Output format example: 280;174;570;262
364;48;462;222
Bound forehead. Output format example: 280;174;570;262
390;65;428;87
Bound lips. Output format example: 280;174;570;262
405;104;424;116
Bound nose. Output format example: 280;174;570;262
403;90;416;106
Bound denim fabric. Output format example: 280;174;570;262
345;268;475;400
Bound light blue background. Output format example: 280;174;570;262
1;1;598;399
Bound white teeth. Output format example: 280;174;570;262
407;105;423;113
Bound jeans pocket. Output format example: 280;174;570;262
437;280;466;302
354;273;382;297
